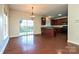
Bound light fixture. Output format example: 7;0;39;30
30;6;35;18
58;14;62;16
48;16;52;19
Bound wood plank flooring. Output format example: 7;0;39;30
4;33;79;54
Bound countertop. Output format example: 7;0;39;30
41;25;67;28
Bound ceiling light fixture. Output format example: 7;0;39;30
48;16;52;18
58;14;62;16
30;6;35;18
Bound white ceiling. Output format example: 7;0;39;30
9;4;68;18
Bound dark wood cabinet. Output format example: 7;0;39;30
51;18;55;25
41;16;68;37
41;17;46;25
51;17;67;25
41;27;55;37
55;18;67;25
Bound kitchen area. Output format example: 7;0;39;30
41;16;68;37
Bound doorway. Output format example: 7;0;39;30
20;20;34;35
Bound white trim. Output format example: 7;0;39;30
9;33;41;38
10;35;20;38
55;16;67;20
68;40;79;46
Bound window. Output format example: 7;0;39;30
20;20;34;35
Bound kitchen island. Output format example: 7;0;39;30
41;25;67;37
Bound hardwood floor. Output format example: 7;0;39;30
4;33;79;54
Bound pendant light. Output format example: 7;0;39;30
30;6;35;18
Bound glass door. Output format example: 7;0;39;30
20;20;34;35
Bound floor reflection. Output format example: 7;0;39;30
20;35;35;51
4;33;79;54
56;46;77;54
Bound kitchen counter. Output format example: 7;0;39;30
41;25;67;28
41;27;55;37
41;25;67;37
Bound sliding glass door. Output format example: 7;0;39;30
20;20;34;35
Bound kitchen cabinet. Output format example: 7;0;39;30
41;27;55;37
51;17;67;25
41;17;46;25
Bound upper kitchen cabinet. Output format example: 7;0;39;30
51;16;68;25
41;17;46;25
50;18;55;25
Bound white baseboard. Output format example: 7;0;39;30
10;33;41;38
68;40;79;45
10;35;21;38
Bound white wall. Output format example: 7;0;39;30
0;4;9;54
68;4;79;45
46;17;51;26
33;16;41;34
9;9;41;37
0;5;9;42
0;5;4;42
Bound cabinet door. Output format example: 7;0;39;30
51;19;55;25
41;17;46;25
55;18;67;25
